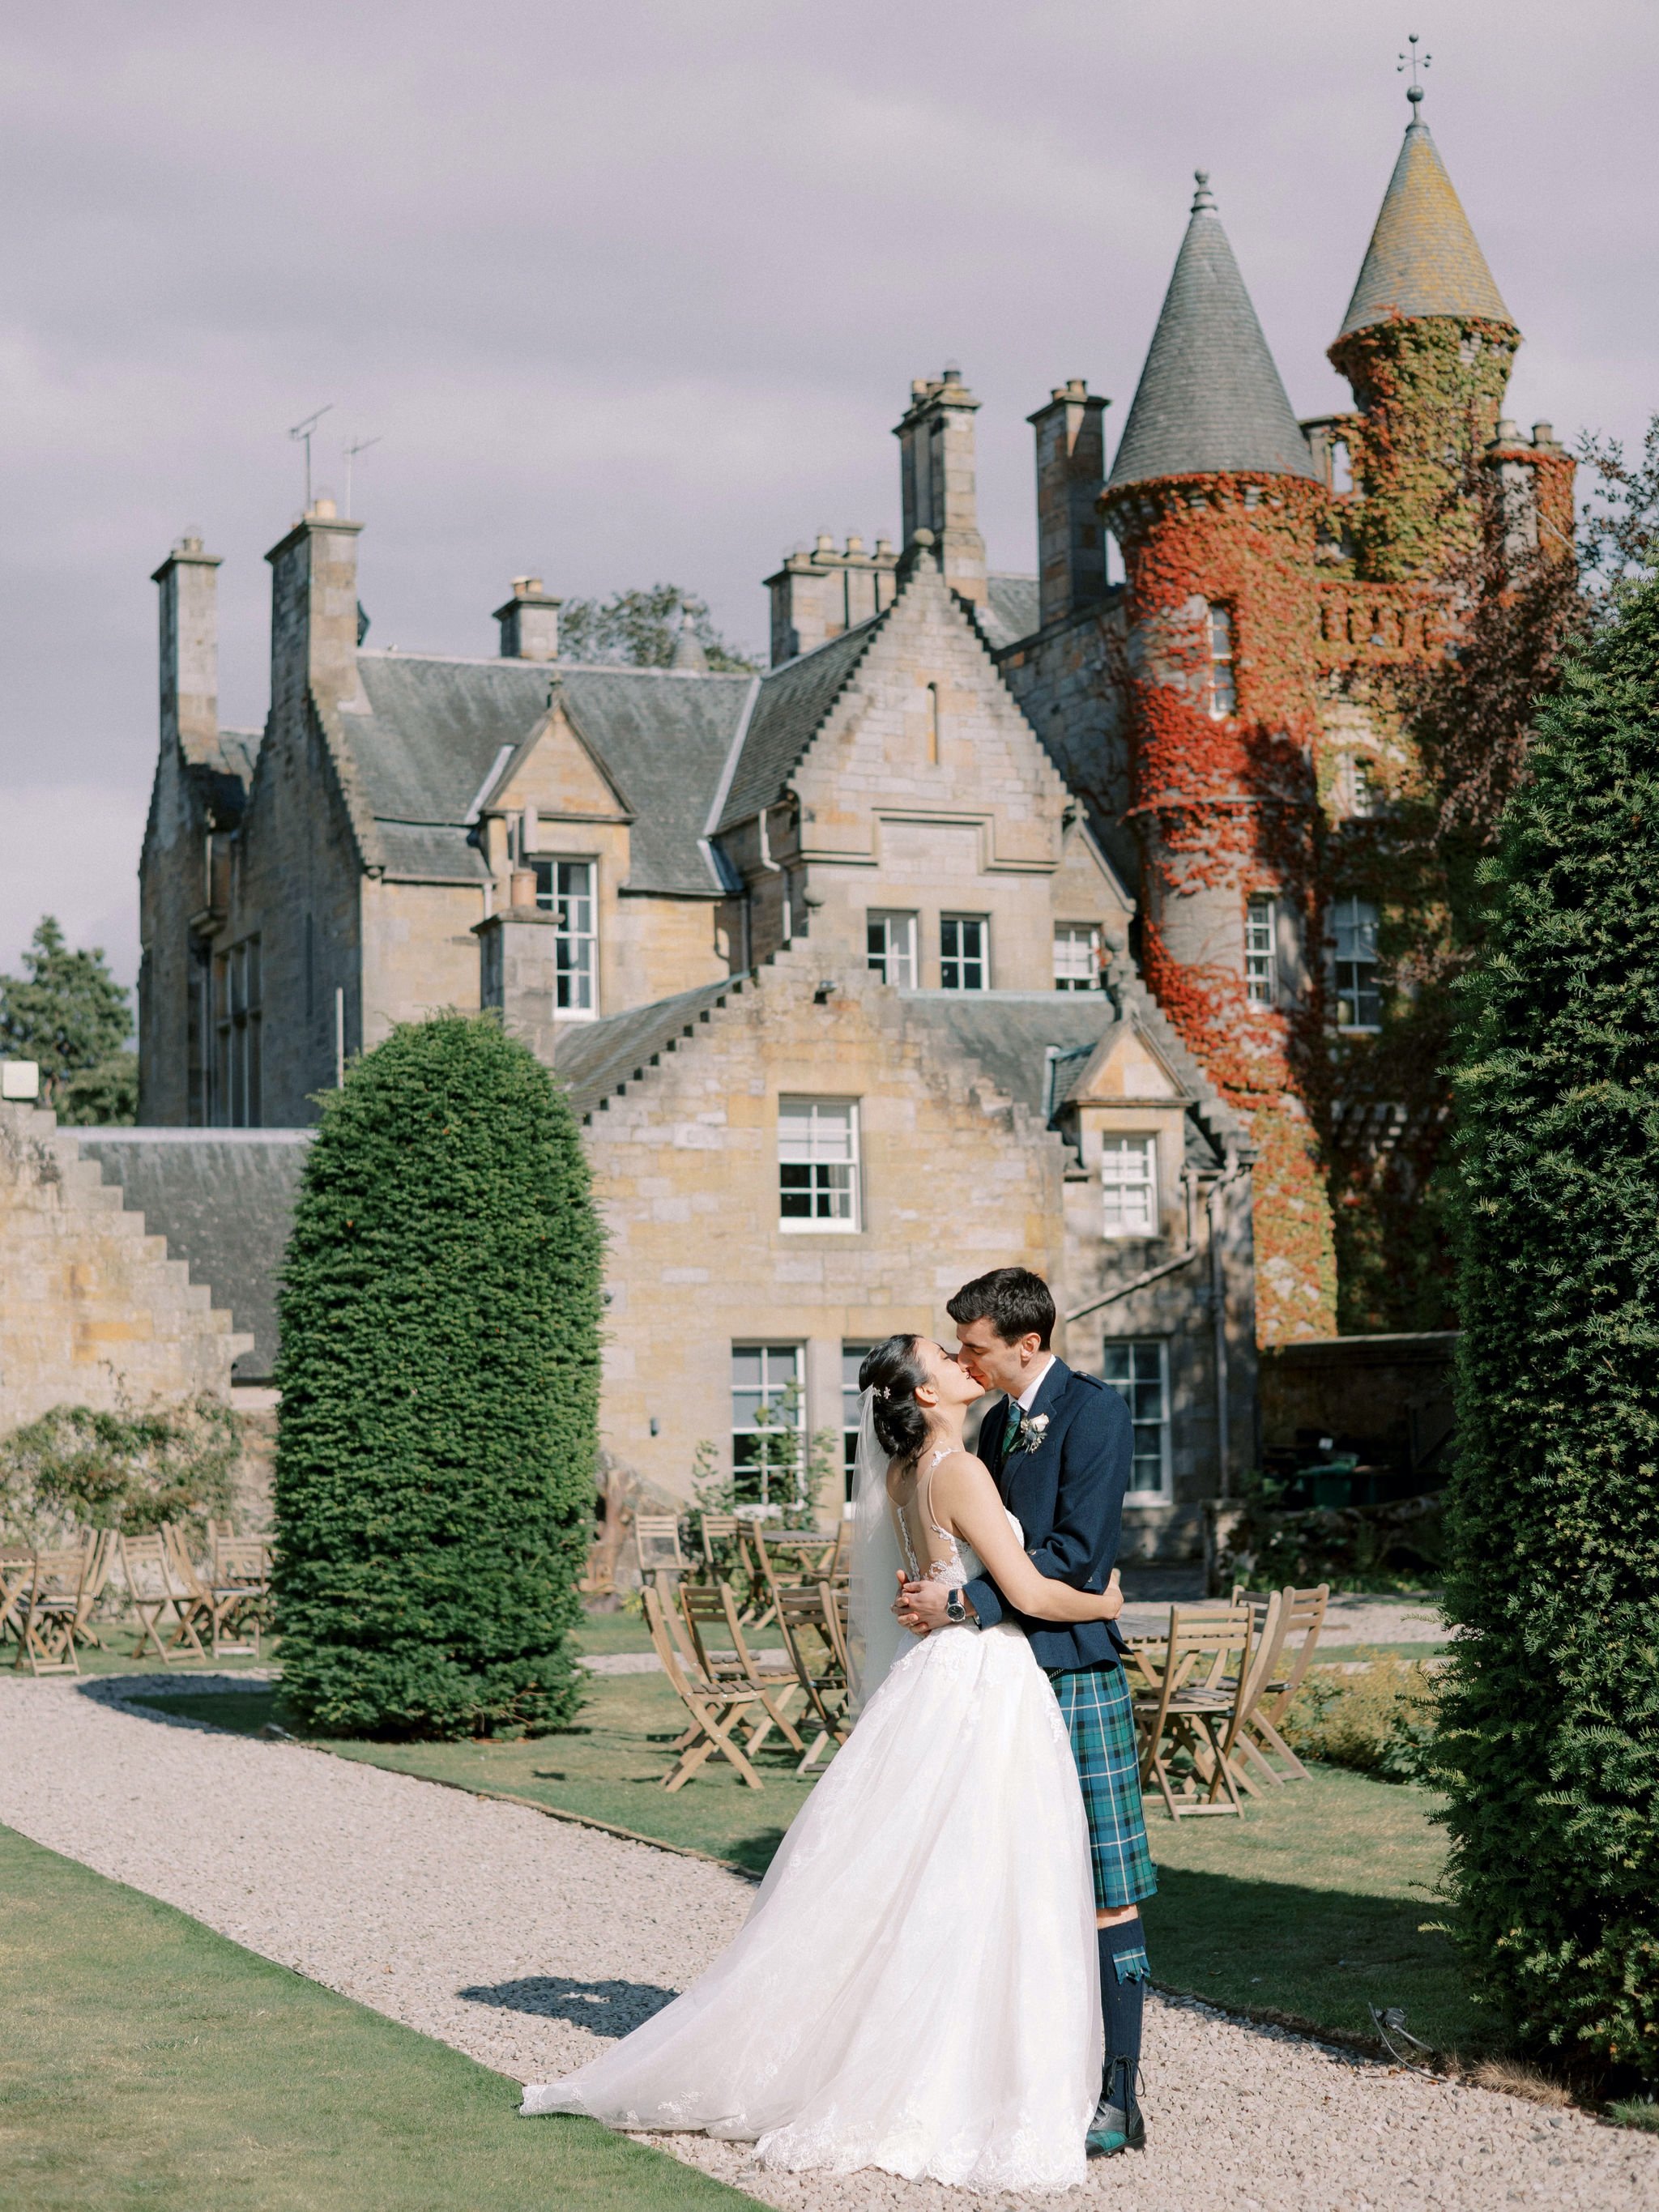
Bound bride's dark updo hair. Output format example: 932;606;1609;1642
859;1334;932;1464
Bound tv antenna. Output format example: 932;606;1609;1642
1398;32;1431;111
343;433;383;518
288;403;333;507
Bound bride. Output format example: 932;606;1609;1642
520;1332;1124;2193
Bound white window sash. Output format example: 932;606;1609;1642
1099;1339;1171;1497
1101;1135;1158;1238
940;915;987;991
778;1098;860;1233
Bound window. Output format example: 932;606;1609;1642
925;682;940;765
1101;1134;1158;1238
940;914;987;991
1054;924;1100;991
214;936;261;1128
778;1097;860;1230
532;859;596;1016
1333;897;1381;1031
842;1341;874;1500
731;1344;803;1505
1346;755;1380;819
867;910;918;987
1100;1340;1170;1494
1244;895;1277;1007
1205;603;1237;718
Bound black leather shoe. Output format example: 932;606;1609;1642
1085;2058;1146;2156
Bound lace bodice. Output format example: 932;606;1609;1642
890;1447;1020;1594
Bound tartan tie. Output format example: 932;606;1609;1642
1001;1399;1024;1458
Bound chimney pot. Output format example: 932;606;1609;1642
510;867;539;910
1495;419;1520;445
814;531;834;555
311;492;338;519
1531;421;1555;447
845;532;864;554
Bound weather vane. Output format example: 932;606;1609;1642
1398;32;1431;110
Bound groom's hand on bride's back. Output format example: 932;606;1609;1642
898;1576;955;1634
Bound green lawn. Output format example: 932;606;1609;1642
130;1664;1482;2056
0;1822;757;2211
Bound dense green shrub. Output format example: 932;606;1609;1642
0;1399;239;1545
1281;1653;1443;1784
274;1014;601;1738
1439;569;1659;2081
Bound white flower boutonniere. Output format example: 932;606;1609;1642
1017;1413;1051;1455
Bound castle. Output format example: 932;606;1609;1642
130;92;1561;1546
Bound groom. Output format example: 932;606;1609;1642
898;1266;1155;2159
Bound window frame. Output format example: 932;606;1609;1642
840;1340;875;1503
532;857;599;1019
1100;1132;1159;1239
213;935;262;1129
1332;896;1382;1034
1053;923;1101;992
1205;603;1238;720
1098;1338;1172;1498
1244;894;1277;1008
866;910;919;988
731;1343;804;1506
940;913;989;992
777;1096;861;1234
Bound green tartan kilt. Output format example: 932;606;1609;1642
1047;1661;1158;1912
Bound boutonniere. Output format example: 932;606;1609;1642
1017;1413;1050;1455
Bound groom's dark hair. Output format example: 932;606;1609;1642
947;1267;1056;1349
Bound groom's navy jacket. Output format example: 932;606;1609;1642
962;1357;1132;1674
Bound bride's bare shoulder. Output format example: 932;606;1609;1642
929;1447;993;1490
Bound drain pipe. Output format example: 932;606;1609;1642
1207;1169;1239;1501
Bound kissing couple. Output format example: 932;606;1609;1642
522;1266;1157;2194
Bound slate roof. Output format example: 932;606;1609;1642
977;573;1042;650
895;991;1117;1119
343;654;751;895
1335;120;1512;342
76;1128;311;1383
1107;177;1316;493
713;618;886;833
552;976;747;1119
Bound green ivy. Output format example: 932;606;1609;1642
273;1013;602;1740
0;1399;240;1546
1439;566;1659;2081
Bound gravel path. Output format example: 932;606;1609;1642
1;1673;1650;2211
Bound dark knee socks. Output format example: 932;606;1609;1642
1098;1916;1149;2090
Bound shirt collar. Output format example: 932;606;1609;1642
1014;1355;1056;1414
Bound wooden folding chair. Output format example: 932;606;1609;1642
203;1537;271;1659
1218;1589;1286;1796
161;1524;220;1657
680;1583;805;1756
774;1584;850;1774
1132;1605;1255;1820
0;1545;34;1643
70;1528;119;1650
119;1532;207;1664
642;1583;769;1792
1234;1583;1328;1780
634;1513;687;1588
15;1543;91;1676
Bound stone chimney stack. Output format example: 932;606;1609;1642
495;576;561;662
893;365;988;603
1028;380;1110;627
151;534;222;762
265;495;367;724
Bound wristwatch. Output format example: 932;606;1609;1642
945;1588;968;1625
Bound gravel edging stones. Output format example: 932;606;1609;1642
2;1676;1654;2210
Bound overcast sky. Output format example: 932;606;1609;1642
2;0;1653;995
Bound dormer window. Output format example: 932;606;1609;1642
1205;604;1237;718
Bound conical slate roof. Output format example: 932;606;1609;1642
1107;174;1316;493
1336;119;1512;341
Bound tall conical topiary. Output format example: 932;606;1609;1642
274;1013;601;1737
1440;570;1659;2081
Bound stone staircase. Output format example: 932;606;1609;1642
0;1102;251;1430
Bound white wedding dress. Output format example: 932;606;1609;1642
521;1442;1101;2194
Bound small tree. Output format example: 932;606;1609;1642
558;583;759;672
274;1012;601;1737
0;916;134;1120
1439;565;1659;2082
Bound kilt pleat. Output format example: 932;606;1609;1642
1047;1663;1158;1912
